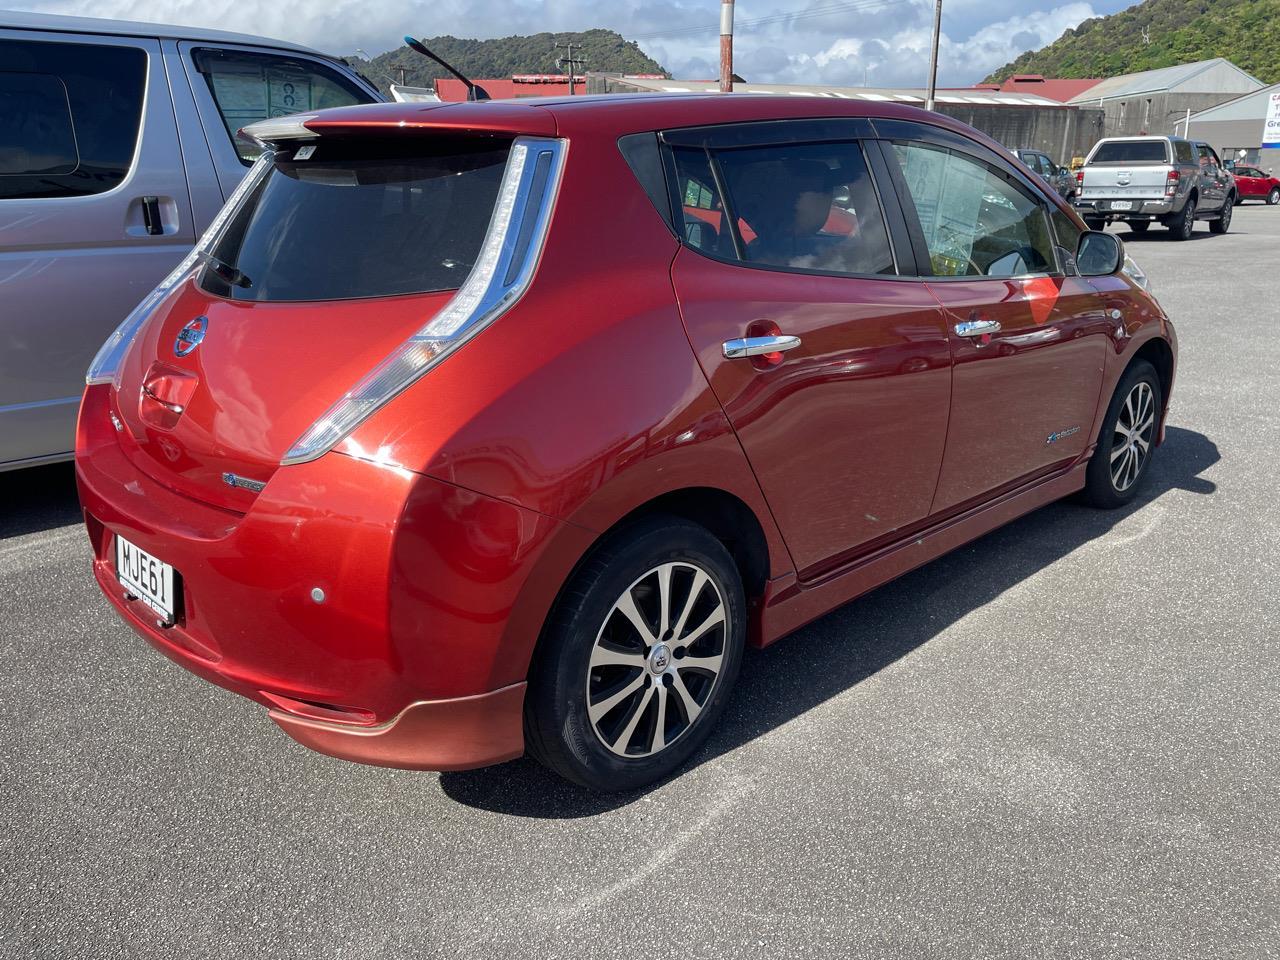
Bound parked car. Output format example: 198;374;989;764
0;11;381;472
1015;148;1077;200
1229;164;1280;204
76;96;1177;791
1074;135;1235;240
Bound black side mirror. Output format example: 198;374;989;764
1076;230;1124;277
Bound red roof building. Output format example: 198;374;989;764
993;74;1103;103
435;75;586;101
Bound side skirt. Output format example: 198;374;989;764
753;460;1088;647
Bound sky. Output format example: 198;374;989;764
22;0;1138;88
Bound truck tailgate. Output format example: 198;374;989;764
1081;166;1169;200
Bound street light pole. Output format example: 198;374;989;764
720;0;735;93
925;0;943;111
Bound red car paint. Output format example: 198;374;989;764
76;94;1176;772
1231;165;1280;203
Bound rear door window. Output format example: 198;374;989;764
670;140;897;277
1091;140;1169;164
1174;140;1194;164
0;39;146;199
202;139;509;301
890;141;1055;278
192;48;372;162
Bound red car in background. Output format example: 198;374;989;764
1231;164;1280;204
76;95;1177;791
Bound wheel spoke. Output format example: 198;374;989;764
1134;433;1150;455
678;653;723;674
610;684;654;753
1110;441;1128;463
588;672;645;723
670;569;708;642
590;644;646;669
651;683;668;752
671;671;702;725
656;563;673;638
679;607;725;647
615;589;656;646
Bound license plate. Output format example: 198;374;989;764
1110;200;1133;211
115;535;178;622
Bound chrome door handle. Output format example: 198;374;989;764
141;383;184;415
954;319;1001;338
722;335;802;359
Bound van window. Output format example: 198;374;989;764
193;48;371;163
0;40;146;200
671;141;896;278
1091;140;1169;164
891;142;1055;278
201;139;509;301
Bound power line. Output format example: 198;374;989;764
628;0;915;41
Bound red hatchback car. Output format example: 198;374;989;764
1231;164;1280;204
77;96;1176;791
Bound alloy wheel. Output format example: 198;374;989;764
1269;187;1279;205
585;561;728;758
1110;381;1155;492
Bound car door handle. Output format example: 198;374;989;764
722;335;802;359
141;382;184;415
954;319;1002;338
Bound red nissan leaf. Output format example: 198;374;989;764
77;96;1176;791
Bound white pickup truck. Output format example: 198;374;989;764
1074;135;1236;240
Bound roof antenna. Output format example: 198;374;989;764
403;36;490;101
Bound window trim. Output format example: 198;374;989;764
660;134;905;283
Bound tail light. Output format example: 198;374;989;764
1075;170;1084;186
281;136;567;465
86;154;275;386
1165;168;1180;197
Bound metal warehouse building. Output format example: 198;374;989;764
592;76;1104;161
1186;83;1280;171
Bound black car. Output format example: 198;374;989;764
1015;148;1077;201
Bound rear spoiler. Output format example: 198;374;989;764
239;102;558;151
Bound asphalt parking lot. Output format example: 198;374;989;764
3;206;1277;960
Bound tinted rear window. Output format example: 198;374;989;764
0;39;146;199
202;140;509;302
1091;141;1169;164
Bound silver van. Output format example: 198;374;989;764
1;12;382;470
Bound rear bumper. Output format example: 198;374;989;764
1074;198;1173;218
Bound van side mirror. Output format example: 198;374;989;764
1076;230;1124;277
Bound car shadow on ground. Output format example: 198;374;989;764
0;463;80;539
439;426;1219;818
1115;224;1240;242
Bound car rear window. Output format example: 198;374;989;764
201;139;510;302
1091;141;1169;164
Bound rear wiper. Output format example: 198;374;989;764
196;249;252;288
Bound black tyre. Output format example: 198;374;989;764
1210;197;1233;233
524;516;746;791
1127;220;1150;234
1082;360;1162;509
1268;187;1280;206
1167;200;1195;240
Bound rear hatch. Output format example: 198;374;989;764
1082;140;1172;200
112;135;512;512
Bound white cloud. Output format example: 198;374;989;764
22;0;1099;88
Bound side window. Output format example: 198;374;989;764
1033;154;1052;176
669;147;728;255
192;48;371;163
1174;140;1194;164
710;141;896;277
891;142;1056;278
0;39;146;200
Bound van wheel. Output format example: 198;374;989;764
1210;198;1233;233
1128;220;1150;234
524;516;746;792
1268;187;1279;205
1168;201;1195;240
1082;360;1162;509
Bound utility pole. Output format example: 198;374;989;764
555;42;586;95
720;0;735;93
925;0;943;111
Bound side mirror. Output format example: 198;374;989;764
1076;230;1124;277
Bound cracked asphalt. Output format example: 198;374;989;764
2;206;1277;959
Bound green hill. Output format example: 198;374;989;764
357;30;667;93
985;0;1280;84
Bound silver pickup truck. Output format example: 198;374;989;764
1074;135;1235;240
